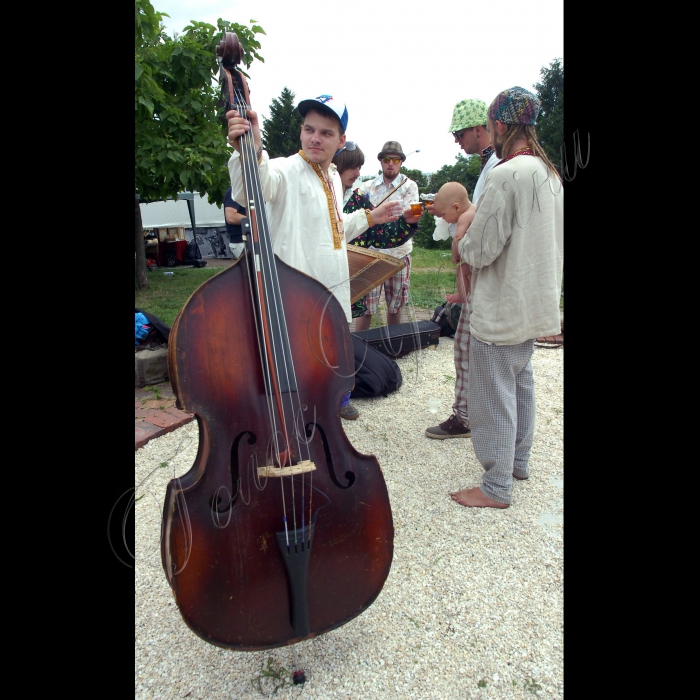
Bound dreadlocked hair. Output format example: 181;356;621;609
500;124;562;183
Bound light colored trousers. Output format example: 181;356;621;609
467;337;535;504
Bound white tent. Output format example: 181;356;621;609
140;193;225;229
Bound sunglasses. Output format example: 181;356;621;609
335;140;358;156
453;126;482;140
382;157;402;164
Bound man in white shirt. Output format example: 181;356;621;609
225;94;402;420
355;141;419;331
451;86;563;509
426;99;498;441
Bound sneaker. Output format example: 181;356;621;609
425;414;471;439
340;404;360;420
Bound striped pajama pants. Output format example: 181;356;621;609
364;254;411;314
467;337;536;504
452;299;471;428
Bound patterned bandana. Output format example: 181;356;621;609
448;99;488;132
488;87;540;126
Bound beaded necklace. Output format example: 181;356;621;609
494;147;534;168
298;149;344;250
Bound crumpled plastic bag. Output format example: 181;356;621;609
135;312;152;345
433;218;458;241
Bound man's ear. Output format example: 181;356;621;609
337;133;347;150
494;120;506;136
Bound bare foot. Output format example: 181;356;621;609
450;487;509;509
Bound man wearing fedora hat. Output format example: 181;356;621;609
355;141;420;331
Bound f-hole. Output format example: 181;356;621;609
305;422;355;489
209;431;256;513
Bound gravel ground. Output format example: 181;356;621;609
135;337;563;699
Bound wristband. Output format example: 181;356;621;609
364;209;374;228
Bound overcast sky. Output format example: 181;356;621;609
152;0;563;179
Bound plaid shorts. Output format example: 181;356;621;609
363;254;412;315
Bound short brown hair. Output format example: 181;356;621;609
332;145;365;173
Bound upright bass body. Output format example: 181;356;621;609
161;253;394;650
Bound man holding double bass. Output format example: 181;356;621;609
226;94;406;323
227;94;420;420
162;34;400;655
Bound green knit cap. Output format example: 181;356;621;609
448;99;488;132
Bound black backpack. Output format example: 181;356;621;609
431;302;462;337
350;334;403;399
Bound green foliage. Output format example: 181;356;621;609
262;87;304;158
250;656;292;696
399;166;427;190
135;266;222;326
534;58;564;169
135;0;266;207
426;153;481;199
144;384;163;401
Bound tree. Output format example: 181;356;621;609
426;153;480;198
135;0;265;288
533;58;564;170
399;166;427;191
262;87;303;158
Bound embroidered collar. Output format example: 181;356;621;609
494;147;534;168
480;146;494;171
298;149;344;250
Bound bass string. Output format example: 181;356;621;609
234;93;293;530
234;86;314;543
229;85;285;467
235;92;298;458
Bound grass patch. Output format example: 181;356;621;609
135;249;459;328
135;267;222;327
409;248;457;309
411;248;455;269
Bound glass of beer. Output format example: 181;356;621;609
410;202;424;216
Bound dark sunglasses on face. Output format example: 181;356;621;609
382;156;402;164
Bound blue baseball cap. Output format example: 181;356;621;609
297;95;348;133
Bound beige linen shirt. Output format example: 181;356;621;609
458;156;563;345
228;150;370;322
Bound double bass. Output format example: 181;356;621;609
160;32;394;651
